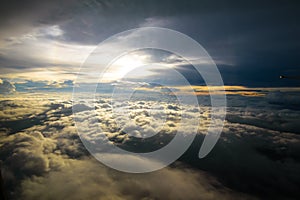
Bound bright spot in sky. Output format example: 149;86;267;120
101;53;154;82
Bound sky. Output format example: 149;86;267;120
1;1;300;200
0;0;299;92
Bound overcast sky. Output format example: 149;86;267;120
0;0;299;87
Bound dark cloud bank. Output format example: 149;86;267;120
0;0;299;86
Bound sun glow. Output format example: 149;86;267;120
101;53;152;82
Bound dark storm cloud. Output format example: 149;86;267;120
154;1;300;87
0;0;74;39
2;0;298;44
0;0;299;86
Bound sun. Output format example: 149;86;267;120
101;53;150;82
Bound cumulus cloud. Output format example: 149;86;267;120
0;98;50;121
20;158;253;200
1;92;300;199
46;80;74;88
0;98;251;199
0;79;15;94
0;131;56;176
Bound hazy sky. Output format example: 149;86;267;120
0;0;299;87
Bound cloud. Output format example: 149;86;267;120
184;120;300;199
0;92;300;199
0;79;15;94
0;99;251;199
20;158;253;200
46;80;74;88
226;98;300;134
12;79;76;92
0;131;55;176
0;1;299;86
266;91;300;108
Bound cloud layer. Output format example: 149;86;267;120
0;92;300;199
